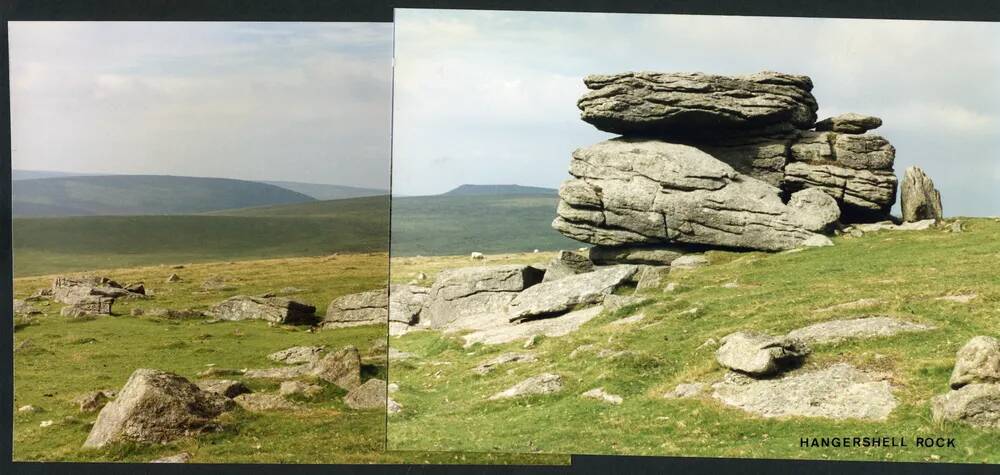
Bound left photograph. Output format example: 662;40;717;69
10;22;392;463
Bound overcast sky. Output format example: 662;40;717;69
393;10;999;216
9;22;392;189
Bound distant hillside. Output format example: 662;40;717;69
12;175;316;216
13;196;389;277
263;180;387;200
12;169;93;180
442;184;557;196
391;193;580;257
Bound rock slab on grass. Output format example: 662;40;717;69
210;296;316;325
310;346;362;390
715;332;810;376
196;380;252;399
421;265;544;329
949;336;1000;390
323;288;388;328
83;369;235;448
234;393;301;412
542;250;595;282
344;378;387;410
711;363;896;420
581;387;623;405
931;383;1000;429
267;346;326;365
589;245;684;266
508;265;637;322
463;306;605;347
786;316;933;345
472;352;538;375
488;373;564;400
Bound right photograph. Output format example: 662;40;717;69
387;9;999;463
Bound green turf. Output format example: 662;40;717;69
387;218;1000;464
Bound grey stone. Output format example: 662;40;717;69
664;382;708;399
165;273;181;283
602;294;646;312
472;352;538;375
421;265;544;329
463;306;604;347
671;255;708;269
151;452;192;463
715;331;810;376
488;373;564;400
635;265;670;290
60;297;114;318
589;245;684;266
73;390;114;412
52;276;142;305
581;387;623;405
711;363;896;420
931;383;1000;429
267;346;325;365
508;265;637;322
784;161;897;221
814;113;882;133
309;346;361;390
323;288;388;328
786;317;934;345
577;71;817;139
389;284;429;327
901;166;944;222
542;250;594;282
13;299;42;316
83;369;234;448
344;379;387;410
196;380;251;399
234;393;300;412
279;381;323;398
209;296;316;325
553;138;839;251
949;336;1000;389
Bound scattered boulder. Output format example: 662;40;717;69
18;405;39;413
602;294;645;312
73;390;114;412
508;264;637;322
60;297;114;317
472;352;538;375
83;369;235;448
664;382;708;399
635;265;670;290
323;288;388;328
310;346;362;390
148;307;205;319
388;284;429;335
814;113;882;134
209;296;316;325
488;373;564;400
151;452;192;463
948;336;1000;390
52;276;143;304
124;283;146;295
900;166;943;222
931;383;1000;429
279;381;323;398
711;363;896;420
581;387;623;405
13;299;42;316
344;379;387;410
421;265;544;329
786;316;933;345
387;398;403;415
196;380;251;399
715;331;810;376
935;294;977;304
589;245;684;266
201;276;236;291
165;274;181;283
234;393;300;412
267;346;325;365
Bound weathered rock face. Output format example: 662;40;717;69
931;383;1000;429
508;264;637;322
462;306;605;347
552;138;840;251
388;284;428;329
267;346;325;365
209;296;316;325
344;378;387;410
196;380;252;399
715;332;811;376
589;245;684;266
541;250;594;282
814;113;882;134
323;288;388;328
421;265;544;329
52;276;143;305
13;299;42;316
83;369;235;448
310;346;361;390
578;71;818;139
900;166;943;222
60;297;114;317
949;336;1000;390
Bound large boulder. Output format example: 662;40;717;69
508;265;637;322
900;166;943;222
421;265;544;329
209;296;316;325
715;331;811;376
949;336;1000;390
552;138;840;251
60;297;114;317
931;384;1000;429
344;378;387;410
388;284;429;335
52;276;142;305
578;71;818;139
309;346;361;390
83;369;235;448
323;288;387;328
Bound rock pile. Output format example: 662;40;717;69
932;336;1000;429
50;275;146;317
555;71;918;255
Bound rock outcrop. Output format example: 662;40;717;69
715;331;810;376
930;336;1000;429
948;336;1000;390
900;166;943;222
209;296;316;325
508;264;637;322
388;284;429;335
420;265;544;329
83;369;234;448
323;288;388;328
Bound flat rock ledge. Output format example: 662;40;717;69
786;316;934;345
463;306;604;348
715;332;811;376
711;363;897;420
488;373;564;400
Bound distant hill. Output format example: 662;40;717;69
12;169;94;180
13;195;389;277
442;184;557;196
263;180;387;200
12;175;316;217
391;193;579;257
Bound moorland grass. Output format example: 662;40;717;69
387;218;1000;464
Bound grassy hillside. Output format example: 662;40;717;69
388;218;1000;463
442;184;557;196
13;196;389;277
263;180;387;200
12;175;315;216
391;194;580;257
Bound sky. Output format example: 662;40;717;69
392;10;1000;216
9;22;392;189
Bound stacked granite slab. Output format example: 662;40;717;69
554;71;900;253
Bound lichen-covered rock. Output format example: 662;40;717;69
344;379;387;410
541;250;594;282
949;336;1000;390
715;331;811;376
421;265;544;329
323;288;388;328
508;265;637;322
900;166;943;222
13;299;42;316
388;284;428;327
578;71;818;139
462;306;604;347
83;369;234;448
931;383;1000;429
310;346;361;390
814;113;882;134
209;296;316;325
73;390;114;412
553;138;839;251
